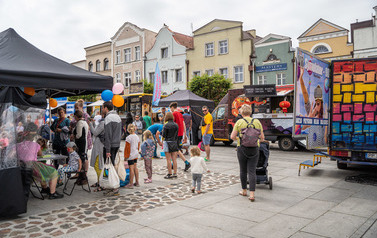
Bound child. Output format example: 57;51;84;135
124;124;140;189
57;142;82;186
140;130;156;183
190;146;210;194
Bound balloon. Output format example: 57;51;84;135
24;87;35;96
101;90;113;101
49;98;58;108
112;95;124;107
112;83;124;95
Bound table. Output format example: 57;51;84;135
37;154;68;164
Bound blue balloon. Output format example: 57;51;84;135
101;90;113;101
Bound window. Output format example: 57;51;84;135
219;68;228;78
205;69;214;76
103;58;109;70
219;40;228;54
234;66;244;83
124;72;131;88
176;69;182;82
276;73;286;85
193;71;200;77
124;48;131;63
161;48;168;58
149;72;155;83
115;73;121;83
267;54;278;61
258;75;267;85
216;107;225;120
88;61;93;72
135;70;141;82
205;43;214;56
162;71;168;84
135;46;140;61
115;51;120;64
96;60;101;72
313;45;329;54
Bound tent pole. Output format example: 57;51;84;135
48;89;52;151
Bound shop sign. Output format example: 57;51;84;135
255;63;287;73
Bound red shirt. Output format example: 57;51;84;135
173;111;184;136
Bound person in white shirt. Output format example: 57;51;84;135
189;146;210;194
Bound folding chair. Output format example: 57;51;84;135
62;170;91;196
29;177;44;200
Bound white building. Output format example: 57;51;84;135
351;6;377;58
145;25;193;95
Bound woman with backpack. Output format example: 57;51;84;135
230;104;264;202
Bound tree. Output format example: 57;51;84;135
189;74;232;105
143;79;153;94
68;94;98;102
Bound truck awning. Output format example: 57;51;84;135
276;84;294;96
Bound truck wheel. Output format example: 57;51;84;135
337;160;348;170
223;129;233;146
278;137;295;151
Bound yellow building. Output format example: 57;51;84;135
187;19;259;89
298;18;353;61
84;41;112;77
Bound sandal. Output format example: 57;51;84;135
164;174;173;179
93;186;104;192
249;196;255;202
91;182;99;188
239;191;247;196
144;179;152;184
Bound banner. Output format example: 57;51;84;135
152;62;162;106
294;48;330;149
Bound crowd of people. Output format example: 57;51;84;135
2;98;264;202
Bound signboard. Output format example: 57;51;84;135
293;48;330;149
244;85;276;97
129;82;144;94
255;63;287;73
152;62;162;106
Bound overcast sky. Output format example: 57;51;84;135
1;0;375;63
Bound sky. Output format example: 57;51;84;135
0;0;375;63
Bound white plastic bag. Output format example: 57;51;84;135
115;153;127;181
100;158;120;189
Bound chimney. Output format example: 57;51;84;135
246;29;256;38
374;5;377;17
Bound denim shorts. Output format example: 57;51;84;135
202;134;212;145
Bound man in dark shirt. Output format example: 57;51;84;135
169;102;191;172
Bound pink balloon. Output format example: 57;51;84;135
112;83;124;95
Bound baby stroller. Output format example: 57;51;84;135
256;141;272;189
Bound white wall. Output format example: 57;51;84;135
354;21;377;58
145;27;187;95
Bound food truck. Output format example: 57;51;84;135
211;85;299;150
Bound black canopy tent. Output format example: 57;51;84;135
0;28;112;217
158;90;215;145
0;28;113;97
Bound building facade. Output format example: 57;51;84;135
187;19;258;89
111;22;157;95
145;25;193;95
71;60;86;70
351;6;377;58
298;18;353;61
84;41;111;77
254;34;295;86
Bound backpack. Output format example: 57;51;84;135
240;118;261;147
145;141;155;158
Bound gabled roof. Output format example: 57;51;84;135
111;22;145;41
193;19;243;34
298;18;348;39
255;34;291;45
167;28;193;49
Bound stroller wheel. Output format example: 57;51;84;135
269;177;273;190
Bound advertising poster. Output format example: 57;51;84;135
294;48;330;149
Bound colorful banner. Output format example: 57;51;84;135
294;49;330;149
152;62;162;106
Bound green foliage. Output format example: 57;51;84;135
189;74;232;105
143;79;153;94
68;94;98;102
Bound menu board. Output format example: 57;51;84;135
244;85;276;97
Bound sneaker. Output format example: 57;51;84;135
41;187;50;194
172;174;177;179
105;189;119;197
164;174;173;179
49;192;64;199
184;162;191;172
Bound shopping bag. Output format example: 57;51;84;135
120;168;130;187
115;153;127;181
100;158;120;189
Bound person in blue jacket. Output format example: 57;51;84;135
146;124;163;158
